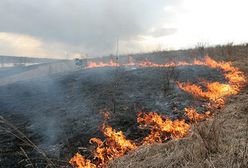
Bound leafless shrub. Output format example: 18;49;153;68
195;42;208;57
163;66;179;95
226;42;234;57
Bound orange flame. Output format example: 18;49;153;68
87;59;120;68
92;124;137;166
177;56;246;107
184;107;211;122
70;153;96;168
137;112;190;144
177;82;238;107
70;112;137;167
86;58;204;69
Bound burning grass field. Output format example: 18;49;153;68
0;44;247;168
108;46;248;168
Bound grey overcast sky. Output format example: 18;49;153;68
0;0;247;58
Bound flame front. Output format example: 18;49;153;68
177;82;237;107
91;124;137;167
70;153;96;168
70;112;137;168
178;56;246;107
184;107;211;122
86;60;120;69
137;112;190;143
86;59;204;69
70;56;246;168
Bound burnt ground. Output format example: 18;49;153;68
0;65;226;167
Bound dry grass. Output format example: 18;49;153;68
0;116;57;168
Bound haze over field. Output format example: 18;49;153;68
0;0;247;58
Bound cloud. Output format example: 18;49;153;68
0;0;181;57
0;32;45;56
166;0;248;48
2;0;246;58
148;27;177;38
0;32;72;58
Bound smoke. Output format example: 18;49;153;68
0;66;111;155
